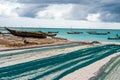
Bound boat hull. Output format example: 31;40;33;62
4;27;47;38
107;37;120;40
48;31;59;33
67;32;83;34
87;32;110;35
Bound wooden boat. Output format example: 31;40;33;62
87;31;110;35
48;31;59;33
67;27;83;34
47;33;57;37
4;27;57;38
37;31;57;37
67;32;83;34
108;34;120;40
107;37;120;40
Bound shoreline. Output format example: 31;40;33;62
0;41;81;52
1;33;120;51
1;39;119;52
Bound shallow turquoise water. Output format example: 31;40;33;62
1;27;120;42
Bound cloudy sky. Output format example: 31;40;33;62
0;0;120;29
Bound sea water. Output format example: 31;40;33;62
1;27;120;42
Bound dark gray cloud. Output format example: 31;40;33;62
98;2;120;22
16;4;48;17
2;0;120;22
17;0;91;4
100;13;120;22
15;0;98;20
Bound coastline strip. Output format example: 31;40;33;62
0;42;82;52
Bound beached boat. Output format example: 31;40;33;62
87;31;110;35
47;33;57;37
4;27;57;38
37;31;57;37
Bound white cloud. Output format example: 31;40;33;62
0;1;120;29
0;1;21;17
1;17;120;29
86;13;100;21
36;4;73;20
